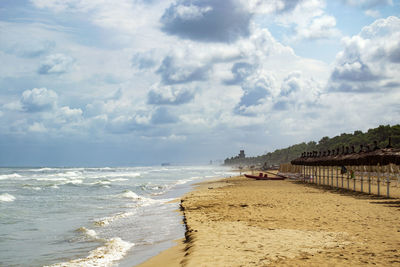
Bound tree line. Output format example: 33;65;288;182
224;124;400;166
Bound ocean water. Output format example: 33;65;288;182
0;165;235;267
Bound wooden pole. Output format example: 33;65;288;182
318;166;321;185
368;166;371;194
360;166;364;193
385;165;390;198
353;166;356;191
336;166;339;188
314;166;317;184
341;171;344;188
377;165;381;196
347;167;350;189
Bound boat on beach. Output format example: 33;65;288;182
244;173;286;180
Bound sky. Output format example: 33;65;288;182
0;0;399;166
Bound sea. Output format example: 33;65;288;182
0;165;235;267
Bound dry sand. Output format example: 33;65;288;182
138;173;400;266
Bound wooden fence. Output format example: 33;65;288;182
279;163;400;198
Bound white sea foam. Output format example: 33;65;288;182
36;177;68;182
120;190;141;200
0;173;22;180
109;178;129;182
119;190;165;206
77;227;99;240
66;179;83;185
175;176;200;185
94;212;135;226
0;193;16;202
48;237;133;267
57;171;82;177
30;168;55;172
87;180;111;186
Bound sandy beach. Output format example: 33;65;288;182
138;173;400;266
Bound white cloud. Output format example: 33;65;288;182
173;4;212;20
147;84;195;105
38;53;74;75
365;9;381;18
273;0;341;41
28;122;47;133
56;106;83;123
329;16;400;92
160;0;251;43
295;14;340;40
21;88;58;112
241;0;303;14
30;0;171;34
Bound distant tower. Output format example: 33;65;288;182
239;150;245;159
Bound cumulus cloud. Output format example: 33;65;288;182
331;61;381;82
157;55;210;85
147;84;195;105
241;0;304;14
295;14;340;40
151;107;178;124
131;50;158;70
38;53;74;75
28;122;47;133
224;62;255;85
56;106;83;123
274;71;321;110
20;88;58;112
272;0;340;41
329;16;400;93
160;0;252;43
234;72;275;116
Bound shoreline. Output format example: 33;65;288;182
136;173;400;266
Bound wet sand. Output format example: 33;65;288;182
137;174;400;266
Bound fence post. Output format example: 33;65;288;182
386;166;390;198
341;171;344;188
319;166;321;185
368;166;371;194
360;166;364;193
314;166;317;184
331;166;334;187
377;165;381;196
336;166;339;188
328;166;331;186
353;166;356;191
347;168;350;189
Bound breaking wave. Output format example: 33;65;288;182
120;190;142;200
94;212;135;226
0;173;22;180
0;193;16;202
48;227;134;267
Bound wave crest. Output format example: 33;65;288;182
47;237;133;267
0;193;16;202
